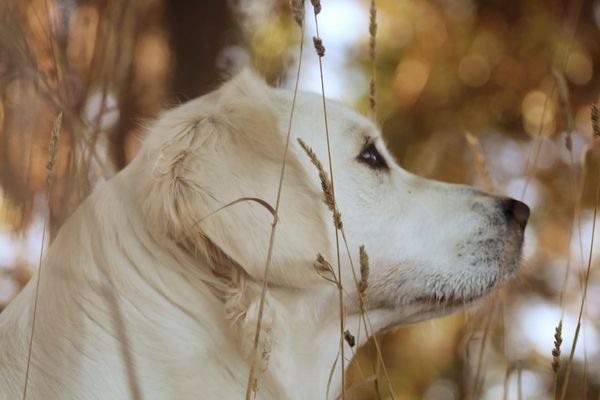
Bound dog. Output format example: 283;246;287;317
0;70;529;399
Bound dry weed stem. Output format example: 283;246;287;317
23;111;63;400
553;69;574;146
465;132;493;193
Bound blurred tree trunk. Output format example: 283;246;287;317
111;1;236;170
164;0;235;100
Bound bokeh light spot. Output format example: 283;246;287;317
458;54;491;87
565;52;593;85
393;59;430;106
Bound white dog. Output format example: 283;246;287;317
0;70;528;399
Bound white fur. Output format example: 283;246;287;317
0;70;526;399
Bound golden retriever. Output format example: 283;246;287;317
0;70;529;399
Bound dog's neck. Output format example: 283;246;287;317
246;285;399;399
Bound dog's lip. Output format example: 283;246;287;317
376;295;482;332
410;279;498;309
411;293;480;308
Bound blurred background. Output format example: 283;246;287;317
1;0;600;399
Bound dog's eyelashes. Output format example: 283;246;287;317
357;142;388;170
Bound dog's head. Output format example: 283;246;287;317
137;70;528;329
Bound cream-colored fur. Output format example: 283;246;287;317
0;70;528;399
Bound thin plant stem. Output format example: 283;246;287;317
298;140;396;399
518;364;523;400
464;132;497;400
244;21;306;400
310;3;347;397
469;300;497;400
521;0;583;198
559;167;600;400
22;112;62;400
339;232;395;400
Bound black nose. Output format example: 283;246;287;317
499;198;530;229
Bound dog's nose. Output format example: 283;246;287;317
499;198;530;229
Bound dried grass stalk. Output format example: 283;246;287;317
299;142;393;397
23;112;63;400
465;132;493;193
299;6;395;387
305;5;346;394
559;106;600;400
553;69;574;151
300;138;397;400
244;10;307;399
194;197;277;228
468;299;498;400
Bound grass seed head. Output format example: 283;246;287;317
46;112;63;187
297;138;336;213
313;37;325;57
368;0;377;60
314;253;332;273
289;0;305;27
553;68;574;139
344;330;356;348
465;132;493;193
310;0;321;15
592;103;600;139
369;79;376;116
552;320;563;373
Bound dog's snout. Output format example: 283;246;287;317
499;198;530;229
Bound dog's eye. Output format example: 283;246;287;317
358;142;388;170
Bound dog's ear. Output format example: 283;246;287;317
140;70;330;287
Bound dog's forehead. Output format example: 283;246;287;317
275;88;380;142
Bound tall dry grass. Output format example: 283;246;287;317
244;1;306;397
22;112;61;400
